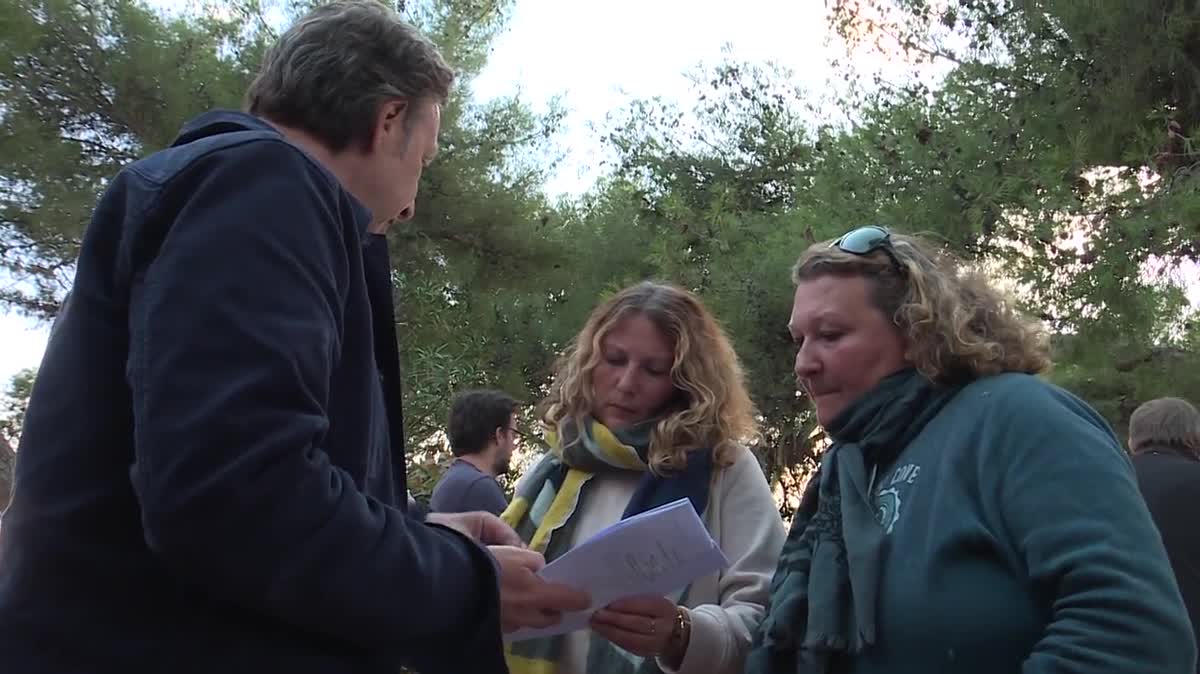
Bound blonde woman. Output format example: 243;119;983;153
747;226;1196;674
503;281;786;674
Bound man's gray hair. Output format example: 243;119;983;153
1129;397;1200;459
245;0;455;152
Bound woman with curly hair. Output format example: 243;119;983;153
746;226;1196;674
502;281;785;674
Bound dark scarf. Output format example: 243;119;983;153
745;368;960;674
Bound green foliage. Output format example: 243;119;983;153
2;0;1199;512
818;0;1200;437
0;0;581;500
0;367;35;446
581;61;837;511
0;0;272;315
0;367;35;508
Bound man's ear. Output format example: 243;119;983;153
373;98;410;149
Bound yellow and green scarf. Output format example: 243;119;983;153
501;416;712;674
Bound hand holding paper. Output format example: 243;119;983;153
506;498;728;641
426;511;523;546
590;594;679;658
490;546;592;633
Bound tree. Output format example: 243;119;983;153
6;0;1199;515
0;434;11;511
578;0;1200;506
0;0;583;498
0;0;273;316
576;61;839;513
0;367;35;508
819;0;1200;436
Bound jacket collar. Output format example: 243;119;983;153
172;110;373;237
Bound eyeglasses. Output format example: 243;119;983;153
831;225;905;275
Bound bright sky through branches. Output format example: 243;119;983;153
0;0;857;383
1;0;1197;386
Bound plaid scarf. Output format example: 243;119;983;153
745;369;959;674
501;416;713;674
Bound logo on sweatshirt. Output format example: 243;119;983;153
875;463;920;535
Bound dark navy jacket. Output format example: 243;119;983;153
1134;449;1200;673
0;111;506;673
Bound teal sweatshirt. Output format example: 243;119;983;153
845;373;1197;674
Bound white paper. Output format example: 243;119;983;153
506;497;729;642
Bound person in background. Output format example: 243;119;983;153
1129;396;1200;672
407;490;431;520
503;281;787;674
0;2;588;673
431;389;521;515
747;225;1196;674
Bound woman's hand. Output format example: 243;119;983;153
590;595;686;664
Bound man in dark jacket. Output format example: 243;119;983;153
0;2;587;672
1129;396;1200;672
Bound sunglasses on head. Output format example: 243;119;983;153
831;225;905;275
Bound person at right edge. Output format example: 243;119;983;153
0;2;588;673
746;225;1197;673
1128;397;1200;673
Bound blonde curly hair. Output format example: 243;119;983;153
793;230;1051;384
540;281;760;473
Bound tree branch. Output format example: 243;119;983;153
62;134;138;164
